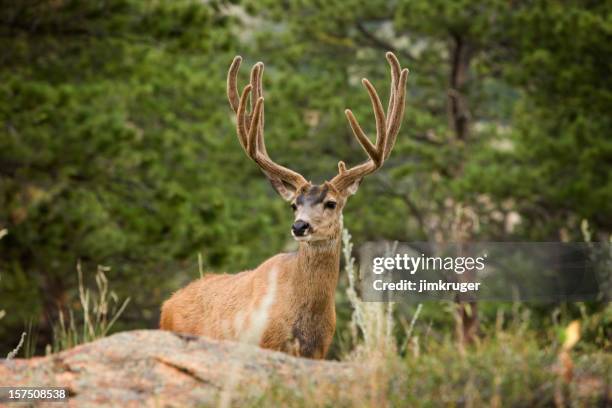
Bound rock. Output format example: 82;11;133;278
0;330;363;407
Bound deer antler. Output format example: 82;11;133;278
227;56;308;193
330;52;409;192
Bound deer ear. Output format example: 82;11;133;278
268;177;297;201
344;178;362;196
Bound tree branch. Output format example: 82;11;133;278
355;21;417;62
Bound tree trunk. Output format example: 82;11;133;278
448;33;471;141
448;34;479;345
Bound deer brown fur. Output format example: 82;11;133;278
160;52;409;359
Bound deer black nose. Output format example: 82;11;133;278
292;220;310;236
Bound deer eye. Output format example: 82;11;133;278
291;203;297;211
324;201;337;210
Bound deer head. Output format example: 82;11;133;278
227;53;408;243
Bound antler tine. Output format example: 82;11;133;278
228;56;307;190
251;62;267;156
385;52;400;129
227;56;242;113
344;109;377;162
384;66;409;160
249;62;263;110
363;79;387;157
247;96;307;187
236;83;252;151
331;52;409;192
247;97;263;156
343;77;387;165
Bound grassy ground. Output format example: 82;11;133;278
242;328;610;407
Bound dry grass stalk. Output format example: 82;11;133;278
53;263;130;351
6;332;26;360
343;228;397;359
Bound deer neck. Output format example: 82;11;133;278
291;236;341;310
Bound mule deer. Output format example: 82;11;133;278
160;52;408;359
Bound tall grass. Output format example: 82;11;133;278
52;263;130;351
5;332;26;360
2;261;131;357
244;303;610;407
342;228;424;359
342;228;399;359
341;228;428;406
